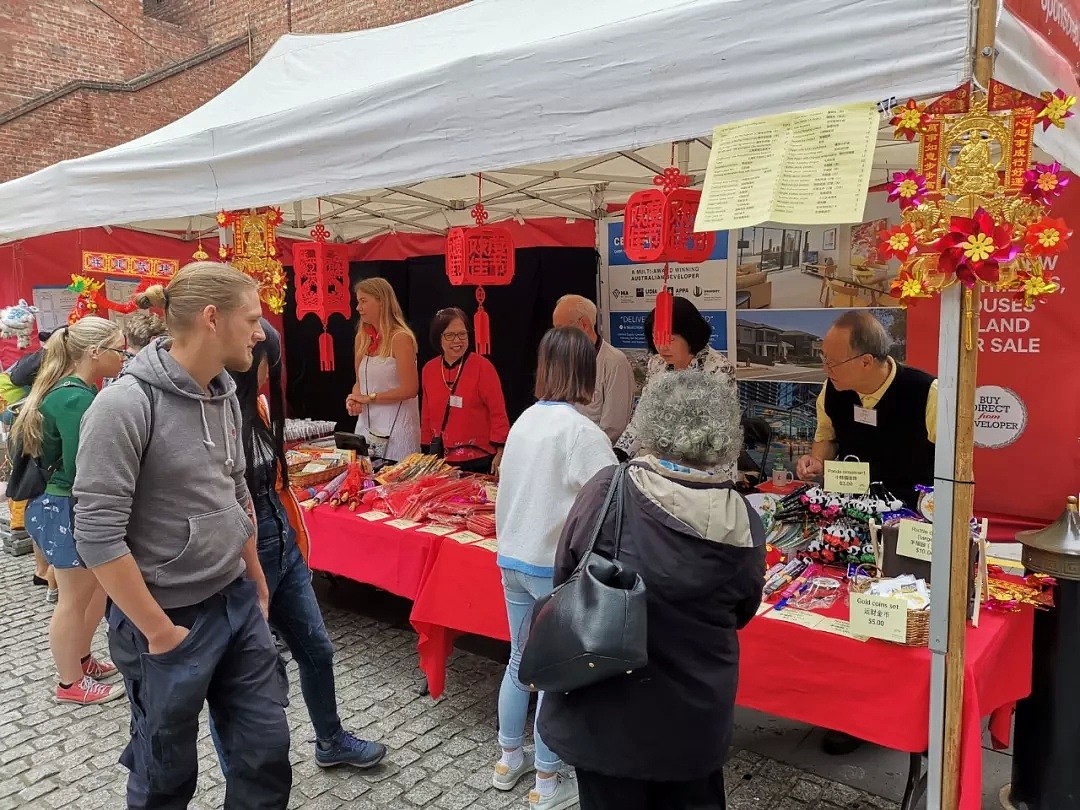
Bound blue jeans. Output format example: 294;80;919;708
211;493;342;771
498;567;561;773
108;579;292;809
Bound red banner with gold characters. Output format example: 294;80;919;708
81;251;179;279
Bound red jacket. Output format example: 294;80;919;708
421;353;510;463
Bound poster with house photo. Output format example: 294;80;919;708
732;193;903;311
734;307;907;383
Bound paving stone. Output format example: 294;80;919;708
0;546;897;809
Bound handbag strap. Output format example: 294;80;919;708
570;463;627;576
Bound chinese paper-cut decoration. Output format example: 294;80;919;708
881;82;1072;309
66;274;155;323
217;208;287;315
293;222;352;371
444;176;515;355
622;165;715;347
81;252;179;279
0;300;38;348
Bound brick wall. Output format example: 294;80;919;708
1;0;469;183
145;0;471;61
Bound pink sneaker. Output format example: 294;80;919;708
55;676;126;705
82;655;118;680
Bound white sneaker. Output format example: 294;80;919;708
492;748;535;791
529;773;579;810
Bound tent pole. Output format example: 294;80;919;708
927;3;996;808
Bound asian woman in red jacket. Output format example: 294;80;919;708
420;308;510;475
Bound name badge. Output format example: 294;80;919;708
449;396;464;409
854;405;878;426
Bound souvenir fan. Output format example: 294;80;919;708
0;300;38;349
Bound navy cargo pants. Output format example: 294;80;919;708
107;578;292;809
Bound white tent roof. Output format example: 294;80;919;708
2;0;1070;244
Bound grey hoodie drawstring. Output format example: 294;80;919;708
222;400;234;470
197;400;235;470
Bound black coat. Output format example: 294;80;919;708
538;459;766;782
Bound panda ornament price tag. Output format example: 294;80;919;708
824;460;871;494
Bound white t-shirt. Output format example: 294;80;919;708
495;401;617;578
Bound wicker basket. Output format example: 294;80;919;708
291;464;348;490
849;565;930;647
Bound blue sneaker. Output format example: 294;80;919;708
315;731;387;769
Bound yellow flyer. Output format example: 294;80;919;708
695;103;878;231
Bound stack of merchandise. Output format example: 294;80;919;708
284;419;338;443
0;500;31;556
365;474;493;527
375;454;451;485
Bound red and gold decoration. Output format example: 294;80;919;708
81;251;179;279
622;161;715;348
881;81;1072;308
444;175;515;355
66;275;155;323
68;251;177;323
217;208;287;315
293;221;351;371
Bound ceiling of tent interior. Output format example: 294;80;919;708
124;118;943;243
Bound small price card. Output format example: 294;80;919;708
358;510;389;522
755;602;774;617
824;460;871;494
815;618;865;641
763;608;824;630
386;519;421;531
897;519;933;561
448;531;484;544
850;593;908;643
474;539;499;553
417;525;454;536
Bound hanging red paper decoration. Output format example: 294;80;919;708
622;163;714;348
293;222;352;371
444;176;515;355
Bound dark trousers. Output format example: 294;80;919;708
107;578;292;810
211;496;342;773
576;768;727;810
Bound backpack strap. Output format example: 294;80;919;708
133;379;155;464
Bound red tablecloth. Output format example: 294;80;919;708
408;542;1033;810
304;507;439;601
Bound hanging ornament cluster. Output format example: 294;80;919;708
881;80;1073;307
217;208;287;314
66;274;156;323
293;221;352;371
444;175;515;355
622;162;715;347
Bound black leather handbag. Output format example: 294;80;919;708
518;464;648;693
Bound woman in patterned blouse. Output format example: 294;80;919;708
615;296;736;465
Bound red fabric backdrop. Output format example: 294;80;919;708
905;177;1080;531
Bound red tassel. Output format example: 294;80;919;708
318;328;335;371
652;264;673;348
474;287;491;355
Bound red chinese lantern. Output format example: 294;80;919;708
444;178;515;355
293;223;352;371
623;167;714;347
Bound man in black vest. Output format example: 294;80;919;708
797;309;937;510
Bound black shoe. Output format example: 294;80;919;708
32;575;48;587
822;730;864;756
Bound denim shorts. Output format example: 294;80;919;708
26;493;83;569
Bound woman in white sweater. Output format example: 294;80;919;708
494;326;617;810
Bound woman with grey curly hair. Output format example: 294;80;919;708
538;370;766;810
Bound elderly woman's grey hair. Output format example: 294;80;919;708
630;370;742;469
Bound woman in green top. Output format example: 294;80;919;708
12;315;129;705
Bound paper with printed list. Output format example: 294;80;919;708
694;103;879;232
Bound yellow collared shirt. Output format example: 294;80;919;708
814;358;937;444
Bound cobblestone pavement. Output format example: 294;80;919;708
0;551;898;809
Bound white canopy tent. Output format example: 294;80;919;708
0;0;987;243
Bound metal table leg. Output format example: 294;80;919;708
901;751;928;810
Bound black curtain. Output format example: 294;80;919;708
283;247;599;430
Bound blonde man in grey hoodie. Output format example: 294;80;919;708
73;263;292;809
